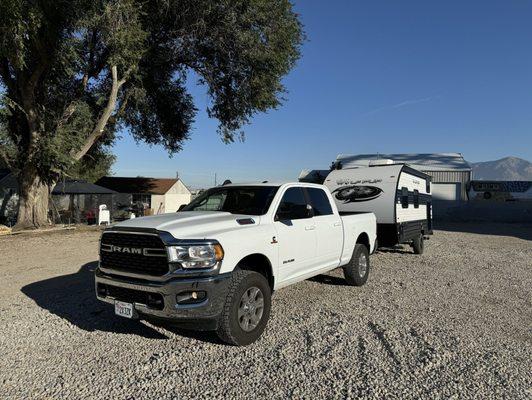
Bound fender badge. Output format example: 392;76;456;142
271;236;278;244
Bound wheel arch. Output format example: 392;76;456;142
235;253;274;292
356;232;371;252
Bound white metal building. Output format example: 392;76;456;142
333;153;472;202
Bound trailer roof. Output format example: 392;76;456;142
335;153;471;172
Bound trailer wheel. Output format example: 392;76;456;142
216;270;271;346
343;244;370;286
412;234;424;254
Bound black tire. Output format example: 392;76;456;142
343;244;370;286
216;270;271;346
412;234;424;254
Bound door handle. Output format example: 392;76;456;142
333;222;341;227
305;225;316;231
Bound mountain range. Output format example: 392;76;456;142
471;157;532;180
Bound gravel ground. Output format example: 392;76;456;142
0;223;531;399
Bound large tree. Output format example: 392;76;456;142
0;0;303;229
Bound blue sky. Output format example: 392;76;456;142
113;0;532;188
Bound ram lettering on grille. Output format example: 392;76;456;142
99;232;169;276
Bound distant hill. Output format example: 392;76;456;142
471;157;532;180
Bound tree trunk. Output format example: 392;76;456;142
14;169;50;231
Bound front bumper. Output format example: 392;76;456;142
95;268;232;330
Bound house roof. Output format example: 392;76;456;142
95;176;180;195
0;169;18;189
52;180;117;195
0;169;10;182
335;153;471;172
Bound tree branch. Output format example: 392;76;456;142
72;65;125;161
56;101;78;132
81;29;98;91
25;38;50;100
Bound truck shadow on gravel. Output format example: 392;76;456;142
20;261;168;339
307;274;347;286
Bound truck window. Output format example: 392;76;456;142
276;187;310;220
306;188;333;216
413;189;419;208
401;187;409;208
182;186;279;215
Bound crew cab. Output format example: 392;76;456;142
95;182;377;345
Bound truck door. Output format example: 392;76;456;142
273;187;318;284
306;187;343;270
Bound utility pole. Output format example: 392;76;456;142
214;173;217;186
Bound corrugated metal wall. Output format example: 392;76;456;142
422;170;471;200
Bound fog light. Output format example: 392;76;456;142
147;293;163;309
97;284;108;297
176;291;206;305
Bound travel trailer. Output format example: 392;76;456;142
321;160;433;253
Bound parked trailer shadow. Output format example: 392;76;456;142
21;262;168;339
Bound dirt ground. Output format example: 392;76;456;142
0;223;531;399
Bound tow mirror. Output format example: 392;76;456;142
177;204;188;212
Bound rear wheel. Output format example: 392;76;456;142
412;234;424;254
343;244;370;286
216;270;271;346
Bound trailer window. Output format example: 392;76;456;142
306;188;333;216
401;187;409;208
413;189;419;208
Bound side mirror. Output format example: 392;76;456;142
177;204;188;212
306;204;314;218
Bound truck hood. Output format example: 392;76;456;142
112;211;258;239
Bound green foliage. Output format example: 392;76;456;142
0;0;304;183
68;145;116;182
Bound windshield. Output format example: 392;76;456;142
182;186;279;216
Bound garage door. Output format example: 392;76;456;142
432;183;460;201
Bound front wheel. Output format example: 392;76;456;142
216;270;271;346
343;244;370;286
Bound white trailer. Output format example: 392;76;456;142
323;162;433;253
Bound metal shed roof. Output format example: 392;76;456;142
335;153;471;172
52;180;117;195
0;169;10;182
0;170;18;190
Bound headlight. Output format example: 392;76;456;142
167;243;224;269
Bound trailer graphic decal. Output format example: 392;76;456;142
332;185;383;202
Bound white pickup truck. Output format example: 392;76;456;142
95;182;377;345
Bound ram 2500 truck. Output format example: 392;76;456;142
95;182;377;345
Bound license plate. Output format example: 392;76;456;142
114;301;134;319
